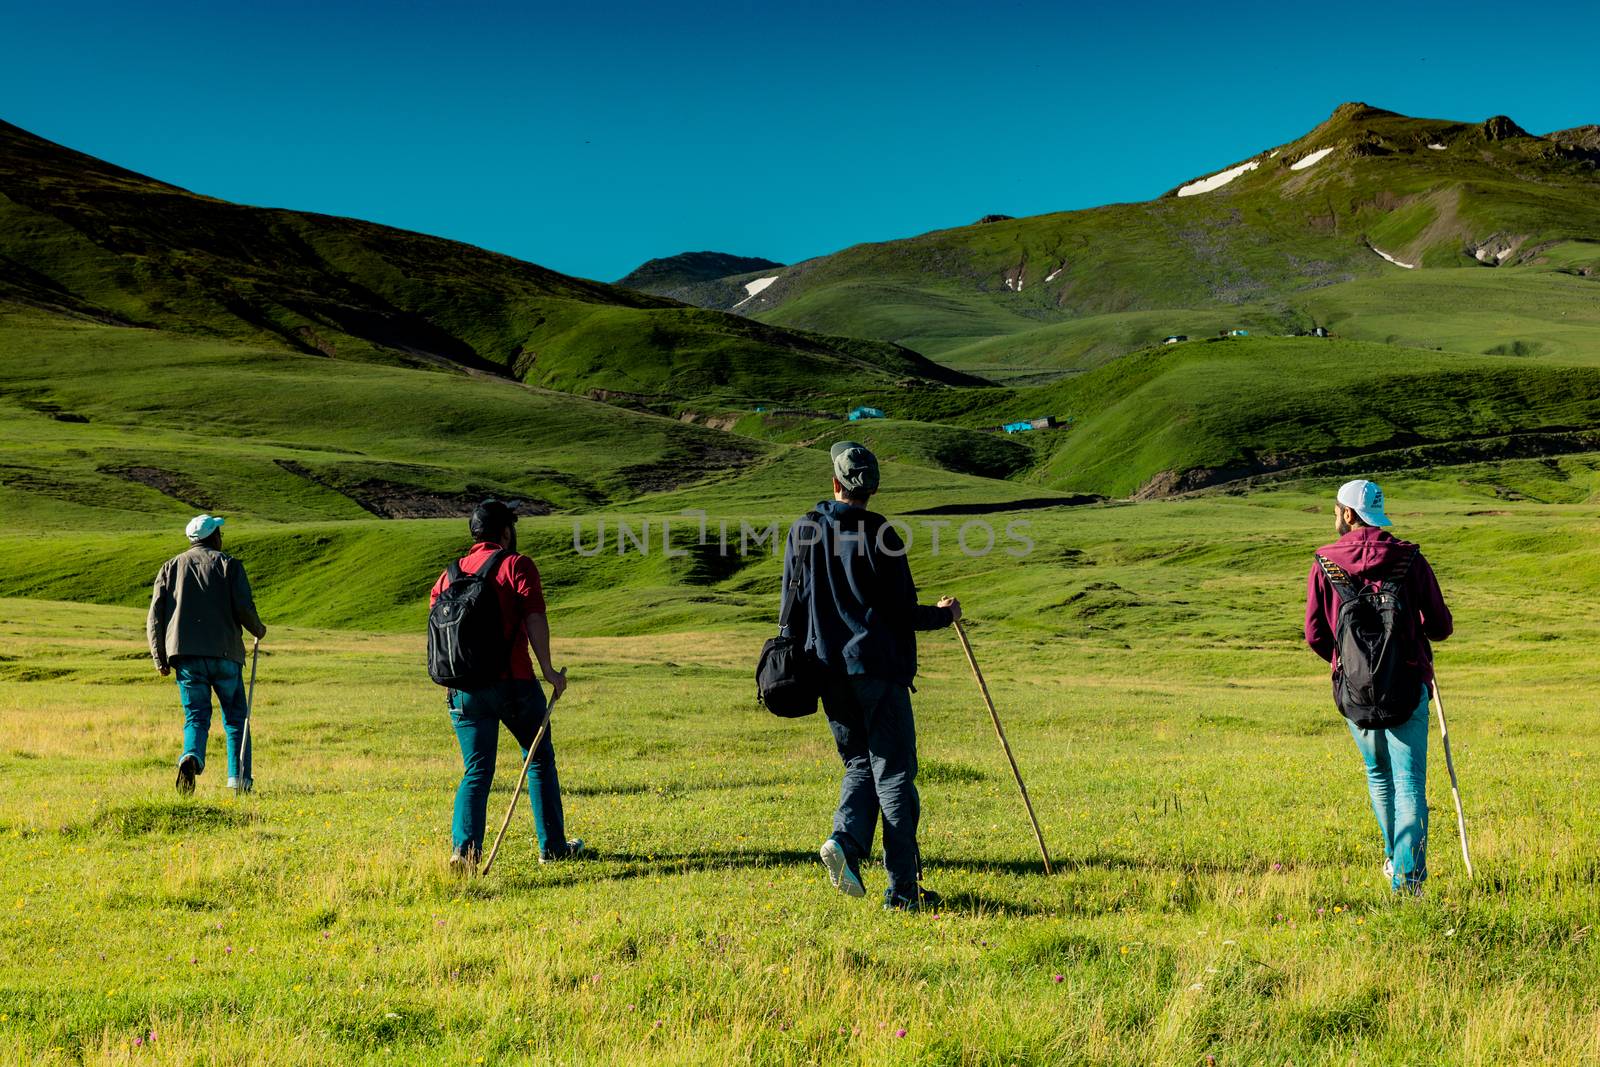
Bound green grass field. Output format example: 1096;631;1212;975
2;489;1600;1064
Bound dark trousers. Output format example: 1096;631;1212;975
821;673;920;896
448;680;565;856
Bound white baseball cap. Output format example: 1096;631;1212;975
186;514;225;542
1336;480;1391;527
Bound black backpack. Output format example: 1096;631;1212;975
427;549;509;688
756;515;822;717
1315;547;1424;729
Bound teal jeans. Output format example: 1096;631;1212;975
1347;685;1430;891
174;656;251;784
448;680;566;857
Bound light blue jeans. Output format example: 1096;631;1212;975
1347;686;1430;891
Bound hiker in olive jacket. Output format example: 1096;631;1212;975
147;514;267;795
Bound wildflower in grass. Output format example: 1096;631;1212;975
1271;863;1282;872
896;1028;907;1038
1052;974;1063;983
133;1037;143;1047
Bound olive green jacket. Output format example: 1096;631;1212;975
147;545;267;669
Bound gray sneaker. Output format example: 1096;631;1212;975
820;838;866;898
539;838;585;864
227;777;253;795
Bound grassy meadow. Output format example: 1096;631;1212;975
2;490;1599;1064
4;100;1600;1065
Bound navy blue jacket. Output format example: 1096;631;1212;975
780;499;953;687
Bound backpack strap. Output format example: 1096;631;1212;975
473;548;509;580
1388;545;1421;583
1314;553;1361;599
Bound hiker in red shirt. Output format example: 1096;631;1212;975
430;500;577;871
1305;479;1452;893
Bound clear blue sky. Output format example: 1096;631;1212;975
4;0;1596;281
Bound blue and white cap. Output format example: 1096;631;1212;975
1336;480;1391;527
185;514;225;542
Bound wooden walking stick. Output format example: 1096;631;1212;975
953;620;1053;875
1430;676;1474;878
481;690;561;877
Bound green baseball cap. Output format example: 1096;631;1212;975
830;441;880;494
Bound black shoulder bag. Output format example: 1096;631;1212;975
756;516;822;717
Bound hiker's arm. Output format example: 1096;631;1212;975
880;524;956;630
1304;564;1335;661
522;612;566;699
230;560;267;640
508;556;562;696
1414;555;1453;642
780;527;795;599
147;564;172;675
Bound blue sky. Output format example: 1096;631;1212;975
3;0;1596;281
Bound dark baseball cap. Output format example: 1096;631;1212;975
830;441;880;494
469;499;520;538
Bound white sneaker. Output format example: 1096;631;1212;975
1383;858;1395;883
227;777;253;795
820;838;866;898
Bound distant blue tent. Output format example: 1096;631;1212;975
1002;420;1034;434
848;406;886;421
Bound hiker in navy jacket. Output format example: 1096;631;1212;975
1305;479;1452;892
782;442;959;911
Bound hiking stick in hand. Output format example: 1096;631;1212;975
240;637;260;789
953;620;1053;875
481;690;560;877
1431;677;1474;878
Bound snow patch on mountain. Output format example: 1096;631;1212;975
730;275;780;310
1372;246;1417;269
1291;147;1334;171
1177;160;1259;197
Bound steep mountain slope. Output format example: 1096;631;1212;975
0;120;978;400
616;251;783;309
703;104;1600;363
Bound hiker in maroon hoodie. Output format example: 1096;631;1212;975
1305;479;1452;892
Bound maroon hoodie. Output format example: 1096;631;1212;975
1304;526;1453;681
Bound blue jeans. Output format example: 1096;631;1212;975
821;674;920;897
174;656;251;783
448;680;566;857
1347;686;1431;891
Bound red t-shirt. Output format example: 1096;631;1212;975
430;542;548;681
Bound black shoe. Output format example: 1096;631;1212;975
884;886;943;912
539;838;586;864
175;755;199;796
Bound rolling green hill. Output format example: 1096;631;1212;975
641;104;1600;371
0;120;979;402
